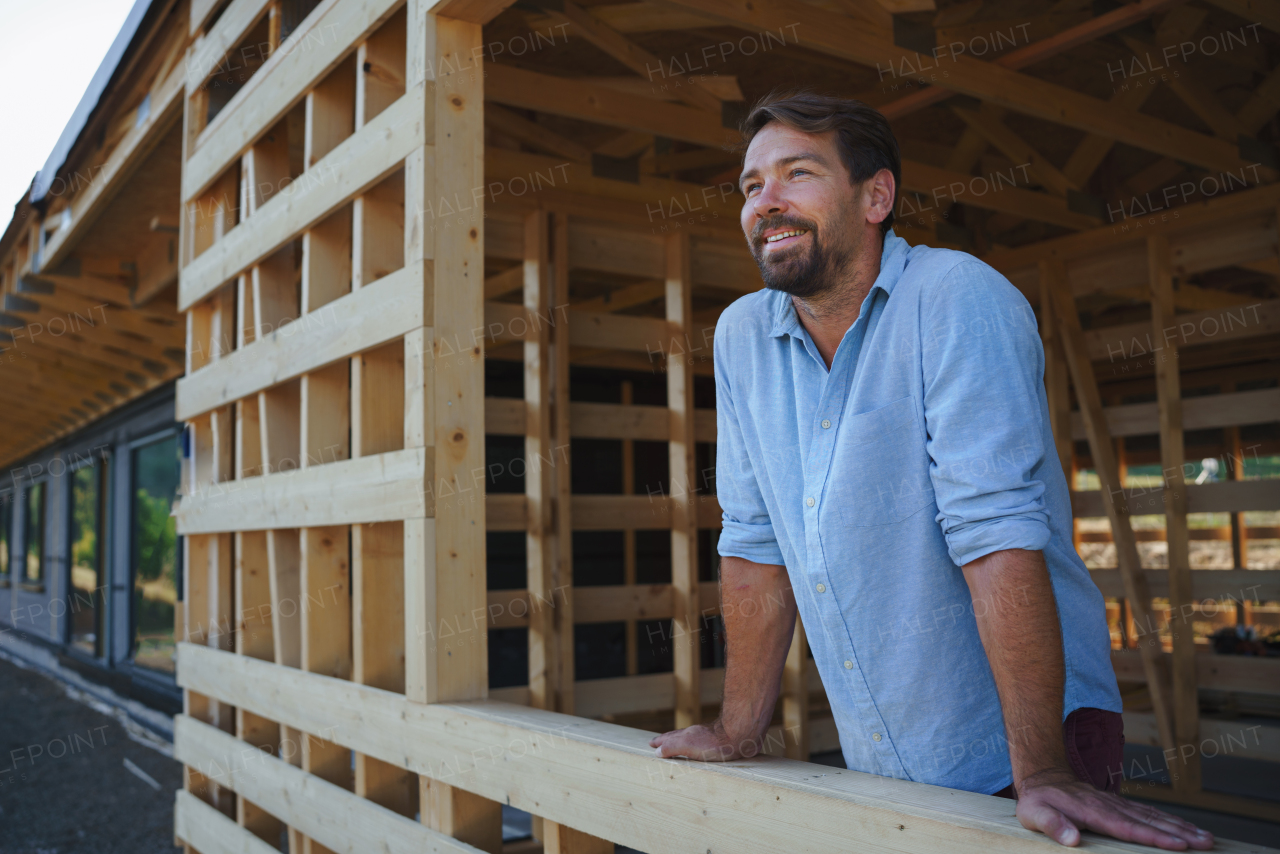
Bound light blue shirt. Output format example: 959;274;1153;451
714;230;1120;794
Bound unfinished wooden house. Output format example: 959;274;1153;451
1;0;1278;850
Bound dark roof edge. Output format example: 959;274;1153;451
29;0;158;205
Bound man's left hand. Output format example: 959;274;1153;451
1015;768;1214;850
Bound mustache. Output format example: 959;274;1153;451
752;217;818;247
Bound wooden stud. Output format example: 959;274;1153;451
542;820;613;854
782;615;809;761
1043;260;1178;757
1037;268;1073;479
405;4;503;848
1147;233;1201;793
524;210;560;712
621;381;638;677
357;7;407;129
552;211;575;716
666;231;700;728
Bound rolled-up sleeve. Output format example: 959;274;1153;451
921;260;1051;566
714;320;786;567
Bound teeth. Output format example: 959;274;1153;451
765;229;807;243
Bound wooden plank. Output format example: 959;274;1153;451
353;520;414;815
782;616;809;760
484;62;738;150
175;790;280;854
177;646;1277;854
1069;388;1280;440
666;231;700;729
551;211;576;718
708;0;1238;172
543;820;612;854
1149;234;1201;792
181;88;427;311
1111;650;1280;698
1123;712;1280;764
174;718;486;854
524;211;560;713
1044;260;1178;756
1089;569;1280;603
178;262;425;420
1038;264;1072;477
1083;299;1280;363
488;581;722;629
178;448;429;533
186;0;405;201
1071;480;1280;518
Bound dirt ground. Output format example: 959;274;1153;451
0;655;183;854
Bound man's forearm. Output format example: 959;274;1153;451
717;556;797;747
962;548;1068;788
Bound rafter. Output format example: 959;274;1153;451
1063;87;1154;188
951;105;1077;197
542;0;721;112
486;104;592;162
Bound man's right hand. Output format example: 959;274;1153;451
650;720;761;761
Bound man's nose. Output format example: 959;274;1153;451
752;182;788;217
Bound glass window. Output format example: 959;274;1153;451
132;436;180;673
25;481;46;583
0;493;11;577
70;462;107;657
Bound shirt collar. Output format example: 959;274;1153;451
768;229;909;338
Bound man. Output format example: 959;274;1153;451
649;92;1213;851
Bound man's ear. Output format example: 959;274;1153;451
864;168;896;228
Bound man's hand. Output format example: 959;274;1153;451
649;720;762;761
1015;768;1214;850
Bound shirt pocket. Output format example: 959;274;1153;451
828;395;936;528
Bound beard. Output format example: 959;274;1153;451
749;215;859;300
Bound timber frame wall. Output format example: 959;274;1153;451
167;0;1280;852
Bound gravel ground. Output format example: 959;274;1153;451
0;655;182;854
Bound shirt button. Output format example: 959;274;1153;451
843;660;853;670
805;497;815;507
872;733;882;742
816;583;826;593
821;419;831;428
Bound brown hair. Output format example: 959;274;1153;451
738;90;901;236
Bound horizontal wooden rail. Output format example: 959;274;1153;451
1070;388;1280;440
184;0;405;201
486;493;722;531
175;790;280;854
174;721;484;854
1123;712;1280;764
180;88;428;310
186;0;272;82
1080;529;1279;544
486;581;723;628
176;262;424;419
1090;569;1280;602
176;644;1271;854
176;448;427;533
1112;650;1280;697
1082;299;1279;363
1072;479;1280;517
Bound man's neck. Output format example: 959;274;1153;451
792;235;884;369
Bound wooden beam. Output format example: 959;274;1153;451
666;231;701;729
875;0;1186;121
485;104;591;162
177;646;1278;854
1042;259;1177;758
1202;0;1280;36
1148;234;1201;792
951;105;1076;197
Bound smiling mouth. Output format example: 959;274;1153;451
763;228;809;247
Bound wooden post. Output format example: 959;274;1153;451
403;5;502;850
1148;234;1202;792
1038;275;1073;479
622;381;638;677
666;231;701;729
1043;260;1177;756
782;615;810;760
525;210;561;711
1226;415;1251;624
552;211;576;715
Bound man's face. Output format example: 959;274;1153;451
739;124;865;299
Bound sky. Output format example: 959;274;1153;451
0;0;140;237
